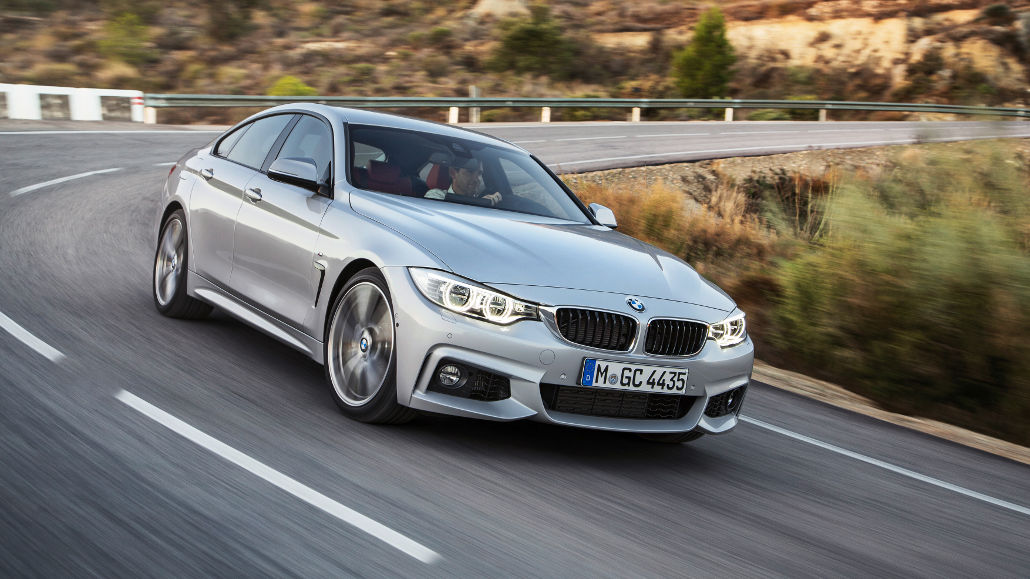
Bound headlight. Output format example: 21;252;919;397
409;268;539;325
709;311;746;347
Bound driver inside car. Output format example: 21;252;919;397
424;156;503;206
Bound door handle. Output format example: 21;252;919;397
245;187;263;202
200;168;214;180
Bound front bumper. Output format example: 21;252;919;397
383;267;754;435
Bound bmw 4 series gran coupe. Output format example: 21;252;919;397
153;103;753;443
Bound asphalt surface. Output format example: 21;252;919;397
1;120;1029;577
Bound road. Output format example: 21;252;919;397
1;119;1029;576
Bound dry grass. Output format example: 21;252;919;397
568;176;774;282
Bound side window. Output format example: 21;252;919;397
498;157;562;215
275;115;332;182
225;114;294;170
214;124;250;157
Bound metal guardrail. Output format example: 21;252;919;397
143;94;1030;119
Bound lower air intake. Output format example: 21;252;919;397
540;384;694;420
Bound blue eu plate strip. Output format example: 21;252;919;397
581;358;596;386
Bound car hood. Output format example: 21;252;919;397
350;192;735;311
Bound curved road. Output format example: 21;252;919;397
1;120;1029;576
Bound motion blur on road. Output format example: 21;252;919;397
3;0;1030;575
1;121;1028;576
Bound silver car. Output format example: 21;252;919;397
153;103;753;442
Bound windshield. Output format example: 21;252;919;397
347;124;591;223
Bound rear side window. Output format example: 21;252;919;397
275;115;332;182
225;114;294;170
214;124;249;157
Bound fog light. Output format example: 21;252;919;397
437;364;463;388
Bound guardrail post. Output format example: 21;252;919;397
541;106;551;123
7;84;42;120
144;106;157;124
819;108;828;122
70;88;102;121
447;106;459;124
130;94;144;122
468;85;480;124
631;107;641;122
724;107;733;122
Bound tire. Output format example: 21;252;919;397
637;431;705;444
153;209;212;319
324;267;415;424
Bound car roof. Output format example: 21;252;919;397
252;103;524;153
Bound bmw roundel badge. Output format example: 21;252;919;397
626;297;646;312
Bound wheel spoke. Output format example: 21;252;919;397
355;286;378;325
160;269;177;301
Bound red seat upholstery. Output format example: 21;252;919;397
365;160;412;195
425;163;451;191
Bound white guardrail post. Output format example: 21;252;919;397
0;83;144;122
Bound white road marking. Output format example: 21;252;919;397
741;416;1030;517
807;128;885;133
115;390;442;564
720;130;799;135
555;135;626;141
153;162;177;167
9;168;122;197
0;130;222;135
512;140;547;144
550;134;1030;166
0;312;65;362
551;140;911;165
635;132;711;138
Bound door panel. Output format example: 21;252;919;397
188;154;255;285
230;174;331;329
189;114;297;285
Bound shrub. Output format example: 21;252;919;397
98;12;156;67
206;0;259;42
488;4;577;80
267;75;318;96
671;6;736;98
770;144;1030;443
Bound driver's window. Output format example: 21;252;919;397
498;157;561;214
275;115;332;182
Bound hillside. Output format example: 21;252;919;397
1;0;1028;123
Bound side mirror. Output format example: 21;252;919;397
589;203;618;228
269;157;320;192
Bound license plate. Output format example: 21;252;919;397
580;358;689;394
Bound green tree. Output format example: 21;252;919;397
267;75;318;96
671;7;736;98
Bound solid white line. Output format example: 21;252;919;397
740;416;1030;517
551;140;914;165
0;312;65;362
719;130;799;135
512;140;547;144
115;390;441;564
555;135;626;141
635;132;711;138
0;130;222;135
153;162;177;167
9;168;122;197
807;128;885;133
